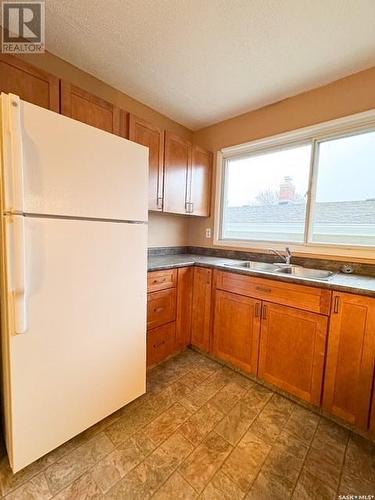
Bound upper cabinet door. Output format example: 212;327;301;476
190;145;212;217
129;115;164;211
323;292;375;429
163;132;192;215
60;82;126;137
0;55;59;112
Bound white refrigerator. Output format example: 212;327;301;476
0;93;148;472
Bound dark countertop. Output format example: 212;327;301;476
148;253;375;298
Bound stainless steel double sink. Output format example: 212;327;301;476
224;261;335;280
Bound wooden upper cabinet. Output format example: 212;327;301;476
323;292;375;429
176;267;194;351
0;55;59;111
60;82;126;136
190;145;212;217
213;290;261;374
191;267;212;352
163;132;192;215
129;115;164;211
258;302;328;406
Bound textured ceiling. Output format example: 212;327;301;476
45;0;375;130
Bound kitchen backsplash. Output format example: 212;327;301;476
148;246;375;278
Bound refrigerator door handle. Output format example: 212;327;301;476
2;94;24;213
10;216;28;334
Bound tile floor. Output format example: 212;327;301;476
1;349;375;499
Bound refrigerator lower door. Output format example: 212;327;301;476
3;215;147;472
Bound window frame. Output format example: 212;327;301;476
215;109;375;257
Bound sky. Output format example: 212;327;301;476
225;130;375;207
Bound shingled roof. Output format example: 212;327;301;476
225;200;375;224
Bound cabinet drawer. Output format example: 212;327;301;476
147;322;176;367
215;271;331;315
147;269;177;292
147;288;176;330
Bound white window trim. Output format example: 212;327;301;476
214;108;375;260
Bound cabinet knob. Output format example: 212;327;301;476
153;340;166;348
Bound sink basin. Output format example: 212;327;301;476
276;266;334;280
226;261;282;272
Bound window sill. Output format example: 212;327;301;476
213;238;375;263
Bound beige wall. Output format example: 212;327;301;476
190;66;375;261
19;52;193;248
148;213;190;248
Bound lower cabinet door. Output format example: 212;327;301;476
147;322;176;367
176;267;193;350
258;302;328;406
213;290;261;374
323;292;375;429
191;268;212;352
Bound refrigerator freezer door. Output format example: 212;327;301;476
3;215;147;472
1;94;148;222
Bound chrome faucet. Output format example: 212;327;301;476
268;247;292;265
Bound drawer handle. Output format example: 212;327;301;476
333;296;340;314
262;305;267;320
153;307;164;313
153;278;166;284
256;286;271;293
153;340;166;348
255;303;260;318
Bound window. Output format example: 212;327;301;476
222;145;311;243
220;117;375;249
311;131;375;246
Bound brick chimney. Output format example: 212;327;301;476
279;176;295;204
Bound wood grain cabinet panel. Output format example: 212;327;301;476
258;302;328;406
163;132;192;215
191;267;212;352
215;271;331;315
60;82;126;136
147;288;176;330
147;322;176;367
213;290;261;374
190;145;212;217
129;114;164;211
147;269;177;293
323;292;375;429
176;267;193;351
0;54;59;111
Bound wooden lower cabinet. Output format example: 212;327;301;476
213;290;261;374
176;267;193;351
191;267;212;352
147;322;176;367
147;288;176;330
323;292;375;429
258;302;328;406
